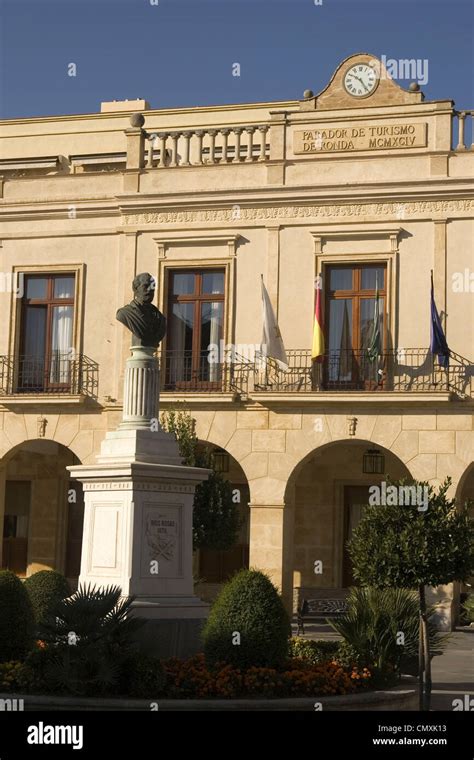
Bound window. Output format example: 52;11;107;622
325;264;386;389
165;269;225;389
2;481;30;576
18;274;75;392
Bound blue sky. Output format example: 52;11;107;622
0;0;473;119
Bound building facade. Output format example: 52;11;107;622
1;54;473;628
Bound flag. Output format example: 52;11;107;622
312;276;325;362
430;272;449;368
339;300;352;378
367;274;381;363
261;275;288;370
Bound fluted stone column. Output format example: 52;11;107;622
120;346;159;430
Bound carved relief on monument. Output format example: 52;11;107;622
141;504;183;578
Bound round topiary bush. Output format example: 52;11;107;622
202;569;291;670
24;570;70;627
0;570;35;662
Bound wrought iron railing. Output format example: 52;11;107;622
161;349;250;396
252;348;474;398
0;353;99;398
160;347;473;398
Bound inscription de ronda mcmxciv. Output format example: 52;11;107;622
294;122;427;154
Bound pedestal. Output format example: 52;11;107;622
68;346;211;658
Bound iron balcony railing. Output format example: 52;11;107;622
161;349;251;396
252;348;474;398
160;348;474;399
0;353;99;398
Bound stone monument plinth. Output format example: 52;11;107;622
68;273;211;658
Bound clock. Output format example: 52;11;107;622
343;63;378;98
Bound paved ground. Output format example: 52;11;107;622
430;628;474;711
291;621;474;711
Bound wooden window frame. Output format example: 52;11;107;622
166;268;226;390
19;273;75;392
325;263;387;389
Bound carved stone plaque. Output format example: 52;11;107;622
294;122;427;154
141;504;182;578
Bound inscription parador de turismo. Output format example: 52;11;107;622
294;122;427;154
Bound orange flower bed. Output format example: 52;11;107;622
162;654;372;699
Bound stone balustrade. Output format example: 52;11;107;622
454;110;474;150
144;124;270;168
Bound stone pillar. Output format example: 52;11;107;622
181;132;191;166
233;128;243;162
267;111;287;184
158;133;168;167
258;125;269;161
208;130;217;164
170;132;180;167
120;346;159;430
456;112;466;151
248;502;294;613
245;127;255;162
221;129;230;163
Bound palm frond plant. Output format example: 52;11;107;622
330;587;448;684
35;584;144;696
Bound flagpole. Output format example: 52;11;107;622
260;273;268;389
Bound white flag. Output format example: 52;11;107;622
261;275;288;371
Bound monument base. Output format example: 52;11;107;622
131;597;209;658
68;421;211;660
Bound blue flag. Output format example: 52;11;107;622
430;274;449;368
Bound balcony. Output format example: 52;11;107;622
160;348;474;401
0;354;99;401
162;349;249;397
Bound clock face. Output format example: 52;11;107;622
343;63;378;98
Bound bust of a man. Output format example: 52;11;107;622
116;273;166;348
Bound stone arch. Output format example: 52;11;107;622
282;438;412;614
455;461;474;505
194;439;250;602
0;439;83;581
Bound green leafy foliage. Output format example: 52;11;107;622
36;584;144;696
0;570;35;662
24;570;70;628
160;405;240;550
349;479;474;588
202;569;291;669
120;653;166;697
288;637;340;665
462;594;474;624
329;587;448;682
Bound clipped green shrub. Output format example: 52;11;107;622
289;637;340;665
202;569;291;669
0;570;35;662
24;570;70;627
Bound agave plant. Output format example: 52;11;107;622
36;584;144;696
330;587;448;681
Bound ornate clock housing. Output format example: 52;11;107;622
343;63;378;98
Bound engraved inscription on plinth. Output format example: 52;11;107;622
141;504;183;579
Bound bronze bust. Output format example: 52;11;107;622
116;273;166;348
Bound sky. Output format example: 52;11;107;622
0;0;473;119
